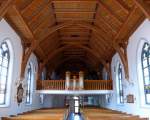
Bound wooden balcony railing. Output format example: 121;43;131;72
37;80;112;90
84;80;112;90
37;80;65;90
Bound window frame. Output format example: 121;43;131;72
25;63;33;105
141;42;150;105
116;63;124;104
0;42;10;106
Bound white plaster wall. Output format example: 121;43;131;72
43;95;65;108
102;19;150;119
0;19;42;118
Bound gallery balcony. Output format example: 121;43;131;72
36;79;113;95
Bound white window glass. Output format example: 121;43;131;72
0;42;10;105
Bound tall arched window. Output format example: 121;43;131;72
0;42;10;105
117;64;124;104
26;63;32;104
141;42;150;104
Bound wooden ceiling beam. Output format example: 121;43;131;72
133;0;150;19
111;7;139;80
9;6;46;78
39;21;112;45
0;0;14;21
34;21;74;40
105;6;139;80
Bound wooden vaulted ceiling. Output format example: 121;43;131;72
0;0;149;75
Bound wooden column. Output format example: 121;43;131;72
79;71;84;90
65;71;71;90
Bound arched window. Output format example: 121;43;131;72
141;42;150;104
26;63;32;104
0;42;10;105
117;64;124;104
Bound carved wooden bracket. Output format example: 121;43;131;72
113;43;129;80
20;42;36;78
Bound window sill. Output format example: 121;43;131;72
117;103;124;106
140;104;150;109
0;103;10;108
25;103;32;106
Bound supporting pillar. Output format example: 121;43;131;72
73;76;77;90
65;71;71;90
79;71;84;90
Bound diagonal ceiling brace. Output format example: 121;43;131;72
113;43;129;80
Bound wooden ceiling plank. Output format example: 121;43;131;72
115;0;130;14
133;0;150;19
113;6;137;43
55;11;96;14
77;21;112;40
38;21;74;41
95;16;117;34
21;0;39;14
90;38;109;60
28;2;51;25
123;14;145;43
98;0;123;25
0;0;13;21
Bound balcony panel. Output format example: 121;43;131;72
37;80;113;90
